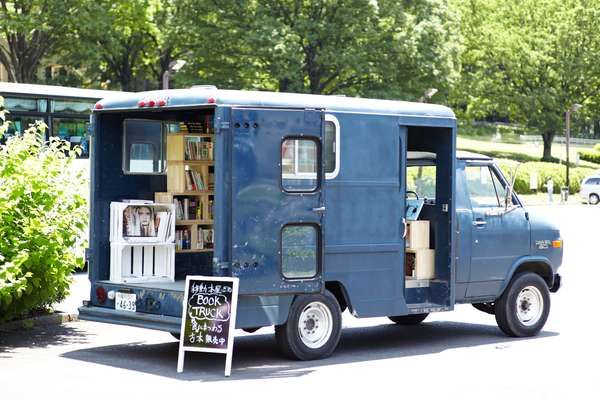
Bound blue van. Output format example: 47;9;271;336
79;87;563;360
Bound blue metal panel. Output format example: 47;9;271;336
321;113;408;317
230;108;324;295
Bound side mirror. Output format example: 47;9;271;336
504;163;520;211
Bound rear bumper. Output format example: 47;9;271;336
78;305;181;333
550;273;562;293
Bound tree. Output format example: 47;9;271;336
452;0;600;161
0;0;82;83
178;0;460;100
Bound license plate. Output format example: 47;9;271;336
115;292;136;312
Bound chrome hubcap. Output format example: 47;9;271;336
298;302;333;349
516;286;543;326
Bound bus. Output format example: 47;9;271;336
0;82;125;157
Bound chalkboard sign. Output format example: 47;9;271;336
177;276;239;376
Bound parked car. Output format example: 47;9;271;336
580;175;600;204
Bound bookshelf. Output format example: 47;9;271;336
156;119;214;253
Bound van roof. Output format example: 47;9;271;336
96;87;456;121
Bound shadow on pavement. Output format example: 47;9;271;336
0;323;90;357
61;320;558;382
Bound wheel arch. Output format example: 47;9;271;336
325;281;352;313
499;257;554;296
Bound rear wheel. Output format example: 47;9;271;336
388;313;429;325
495;273;550;337
275;291;342;360
590;194;599;205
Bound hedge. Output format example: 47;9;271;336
579;148;600;164
0;116;87;321
496;159;597;194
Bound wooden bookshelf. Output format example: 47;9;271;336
156;121;214;253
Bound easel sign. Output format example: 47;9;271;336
177;275;239;376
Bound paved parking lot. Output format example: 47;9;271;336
1;204;599;399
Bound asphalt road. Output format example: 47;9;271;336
1;204;598;399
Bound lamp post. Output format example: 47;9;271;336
565;103;582;198
418;88;438;103
162;59;187;90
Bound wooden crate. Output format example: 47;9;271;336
406;220;429;249
110;243;175;283
405;248;435;280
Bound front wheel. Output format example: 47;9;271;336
495;273;550;337
590;194;599;205
275;291;342;360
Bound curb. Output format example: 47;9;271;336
0;312;79;332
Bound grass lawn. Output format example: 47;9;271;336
517;192;586;206
457;137;600;169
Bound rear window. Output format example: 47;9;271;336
586;177;600;185
123;120;166;174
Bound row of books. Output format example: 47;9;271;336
177;116;213;134
174;227;214;250
184;167;207;191
185;138;213;161
173;196;214;222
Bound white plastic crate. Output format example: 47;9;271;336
110;243;175;283
110;201;175;244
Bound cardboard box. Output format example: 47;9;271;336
406;220;429;249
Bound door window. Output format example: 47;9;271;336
465;165;507;208
281;225;319;279
281;137;319;192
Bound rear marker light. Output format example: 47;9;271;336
96;287;107;303
207;97;216;104
94;102;104;110
158;99;167;107
138;100;146;107
148;99;156;107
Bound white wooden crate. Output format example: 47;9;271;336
110;202;175;244
110;243;175;283
406;220;430;249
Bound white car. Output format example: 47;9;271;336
580;175;600;205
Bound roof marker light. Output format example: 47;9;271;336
207;97;216;104
94;102;104;110
148;99;156;107
138;100;146;107
158;99;167;107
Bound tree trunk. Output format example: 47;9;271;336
541;129;554;161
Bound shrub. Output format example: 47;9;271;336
578;148;600;164
0;113;87;321
497;159;596;195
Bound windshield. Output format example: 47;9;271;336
407;165;436;200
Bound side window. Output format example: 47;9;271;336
465;165;505;208
281;137;319;192
407;165;437;199
324;115;340;178
281;225;319;279
123;120;165;174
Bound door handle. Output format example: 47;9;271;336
312;206;326;213
402;217;408;238
472;219;487;227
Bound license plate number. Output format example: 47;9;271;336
115;292;136;312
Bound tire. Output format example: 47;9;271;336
274;291;342;361
590;194;599;205
495;272;550;337
388;313;429;325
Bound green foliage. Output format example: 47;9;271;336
0;115;88;321
496;159;596;195
451;0;600;160
578;148;600;164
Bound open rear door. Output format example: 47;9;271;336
231;108;324;294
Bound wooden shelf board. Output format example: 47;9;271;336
167;133;213;138
171;191;214;196
176;249;214;253
169;160;214;165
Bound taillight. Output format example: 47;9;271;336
96;287;107;303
